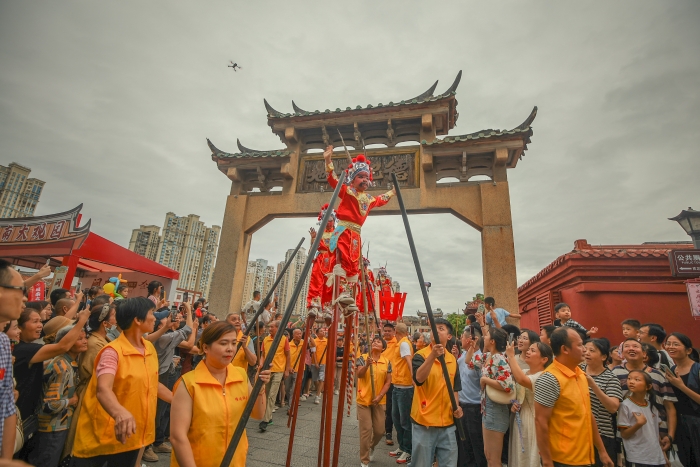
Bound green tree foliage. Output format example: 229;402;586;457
446;313;466;338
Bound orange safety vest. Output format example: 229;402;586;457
232;330;251;370
544;359;595;466
314;337;328;365
382;337;399;367
392;336;413;386
262;335;288;373
289;339;303;372
170;363;249;467
357;353;390;406
72;333;159;457
410;345;457;427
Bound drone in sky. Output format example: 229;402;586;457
228;61;242;72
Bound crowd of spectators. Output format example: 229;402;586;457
1;261;699;467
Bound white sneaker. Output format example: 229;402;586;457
272;407;277;413
396;451;411;464
389;448;403;458
300;394;307;401
361;463;369;467
334;389;339;395
369;447;375;461
314;396;321;404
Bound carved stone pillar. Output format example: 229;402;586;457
479;178;520;325
207;192;252;318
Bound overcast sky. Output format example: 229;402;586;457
1;1;698;316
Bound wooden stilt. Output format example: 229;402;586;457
285;315;314;467
321;292;339;466
318;266;340;467
331;310;353;467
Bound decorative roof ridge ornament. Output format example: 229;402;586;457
512;106;538;131
264;98;285;117
406;80;439;102
291;100;308;114
207;138;223;155
439;70;462;96
237;139;263;153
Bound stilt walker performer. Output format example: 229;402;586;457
323;145;396;304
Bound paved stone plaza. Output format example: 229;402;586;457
154;393;400;467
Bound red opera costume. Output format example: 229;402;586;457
325;156;394;282
306;231;335;310
306;204;336;311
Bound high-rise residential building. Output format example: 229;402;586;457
0;163;45;218
393;281;400;292
240;260;280;309
242;261;257;305
128;213;221;298
128;225;161;261
262;266;276;298
276;247;309;316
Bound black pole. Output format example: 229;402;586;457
390;172;466;441
219;171;347;467
233;237;305;359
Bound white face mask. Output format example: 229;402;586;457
106;325;121;341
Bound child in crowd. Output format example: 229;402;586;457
617;370;667;467
553;303;598;339
618;319;641;358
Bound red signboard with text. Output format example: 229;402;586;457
28;281;46;301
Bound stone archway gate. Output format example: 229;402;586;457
207;71;536;324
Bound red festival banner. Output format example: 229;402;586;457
28;281;46;301
379;291;407;322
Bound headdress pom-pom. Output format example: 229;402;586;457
356;154;366;163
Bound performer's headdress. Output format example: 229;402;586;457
378;266;387;276
317;203;336;225
363;256;370;267
346;154;373;185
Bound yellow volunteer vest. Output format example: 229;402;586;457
72;333;159;457
410;345;457;427
392;336;413;386
382;337;399;368
357;353;390;406
289;339;303;372
171;363;250;467
263;335;288;373
314;337;328;365
232;330;251;370
544;359;595;466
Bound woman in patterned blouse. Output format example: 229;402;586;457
465;327;515;467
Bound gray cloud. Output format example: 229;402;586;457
1;1;698;315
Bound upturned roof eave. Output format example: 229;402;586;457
266;94;457;131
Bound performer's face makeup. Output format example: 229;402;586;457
352;172;370;191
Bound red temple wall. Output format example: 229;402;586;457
517;240;699;345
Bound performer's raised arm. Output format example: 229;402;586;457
371;186;396;209
324;145;339;189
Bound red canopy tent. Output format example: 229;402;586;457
0;205;179;298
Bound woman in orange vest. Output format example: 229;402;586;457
169;321;270;467
71;297;173;467
356;336;392;467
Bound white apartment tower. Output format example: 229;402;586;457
128;225;161;261
0;163;45;218
276;247;309;315
128;213;221;298
240;259;279;308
